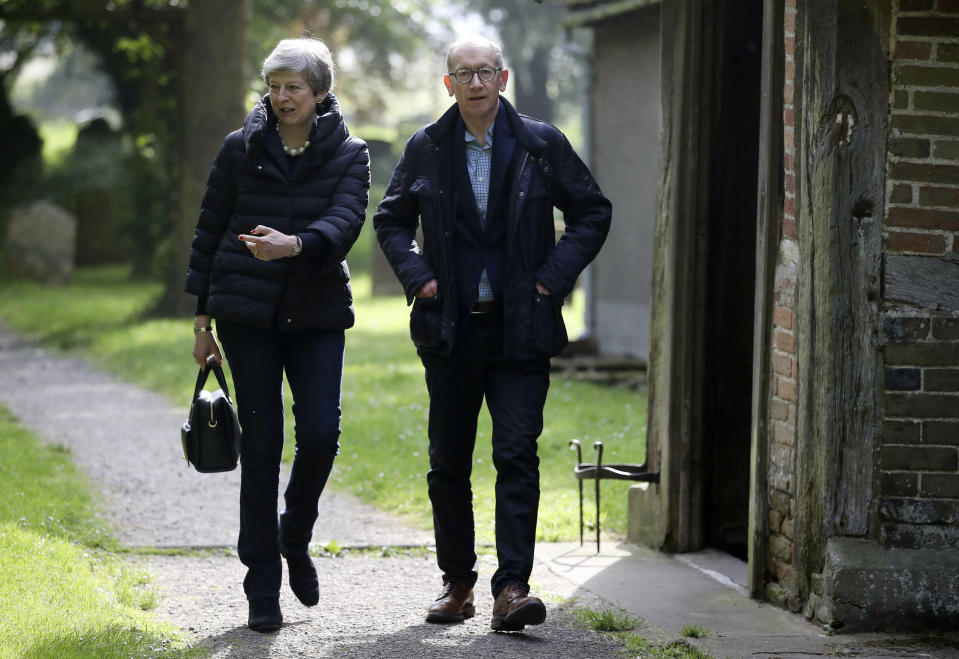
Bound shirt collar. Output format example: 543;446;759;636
464;122;495;147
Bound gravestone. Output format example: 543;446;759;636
3;200;77;284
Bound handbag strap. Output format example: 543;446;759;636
193;356;234;401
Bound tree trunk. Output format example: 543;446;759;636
513;45;553;124
153;0;250;317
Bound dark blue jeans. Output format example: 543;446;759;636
419;314;550;597
217;321;344;600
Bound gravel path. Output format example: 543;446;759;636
0;325;625;658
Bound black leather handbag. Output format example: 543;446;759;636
180;356;241;473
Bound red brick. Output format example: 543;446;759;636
925;420;959;444
880;471;919;497
882;419;921;444
784;81;794;106
771;397;789;421
784;8;796;33
919;186;959;208
941;43;959;63
889;161;959;184
921;473;959;498
889;137;931;159
926;368;959;391
772;351;793;377
883;315;931;341
895;40;933;60
897;17;959;38
784;127;794;149
885;341;959;366
783;195;795;216
891;114;959;138
900;0;933;9
886;392;959;419
886;230;947;253
784;216;796;238
785;36;795;55
887;206;959;230
880;444;958;470
774;306;795;330
784;107;794;126
774;329;795;354
932;317;959;340
776;375;797;402
939;0;959;14
914;91;959;113
936;140;959;160
890;184;913;204
895;64;959;87
774;421;795;446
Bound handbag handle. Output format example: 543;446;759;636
192;355;234;402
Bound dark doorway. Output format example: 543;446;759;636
702;0;764;561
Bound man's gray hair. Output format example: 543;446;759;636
446;35;504;72
262;38;335;94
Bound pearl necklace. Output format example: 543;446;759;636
277;126;309;156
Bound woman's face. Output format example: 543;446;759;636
268;71;319;130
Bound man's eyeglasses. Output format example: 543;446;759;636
448;67;502;85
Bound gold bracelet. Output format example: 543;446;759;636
193;326;213;335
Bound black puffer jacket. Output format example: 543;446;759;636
184;93;370;332
374;98;611;358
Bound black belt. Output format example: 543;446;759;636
471;300;500;315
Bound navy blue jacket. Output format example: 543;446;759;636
184;93;370;332
373;98;611;358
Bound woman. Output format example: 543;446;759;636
184;37;369;632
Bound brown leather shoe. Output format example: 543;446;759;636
491;583;547;631
426;583;475;623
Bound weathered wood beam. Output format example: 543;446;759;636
885;254;959;312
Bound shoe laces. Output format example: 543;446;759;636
504;583;530;601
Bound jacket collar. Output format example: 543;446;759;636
242;92;348;161
424;96;547;154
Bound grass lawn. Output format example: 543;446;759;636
0;404;196;658
0;265;647;544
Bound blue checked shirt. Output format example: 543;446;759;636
465;123;495;303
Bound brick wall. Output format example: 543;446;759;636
764;0;801;612
880;0;959;551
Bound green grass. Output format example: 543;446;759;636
0;405;196;658
620;635;711;659
571;606;638;632
570;605;712;658
680;623;709;638
0;265;647;543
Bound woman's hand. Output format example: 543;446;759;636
239;226;298;261
415;278;438;299
192;315;222;368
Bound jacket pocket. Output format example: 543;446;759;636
410;294;443;349
531;292;568;356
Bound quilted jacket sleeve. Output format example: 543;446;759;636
372;136;437;302
533;130;612;300
184;133;238;299
302;137;370;265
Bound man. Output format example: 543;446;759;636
374;35;611;632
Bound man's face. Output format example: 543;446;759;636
444;42;508;128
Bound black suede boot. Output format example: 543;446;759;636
278;536;319;606
248;597;282;632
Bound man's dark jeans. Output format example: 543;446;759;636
419;314;550;597
217;321;344;600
